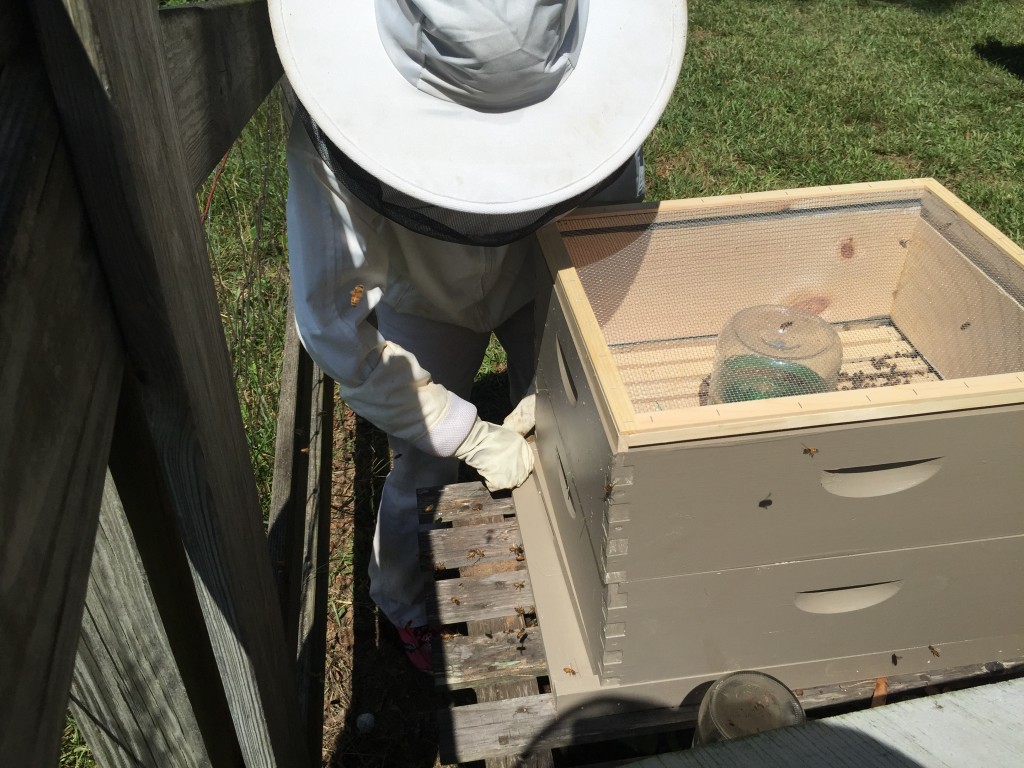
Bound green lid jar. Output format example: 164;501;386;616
708;305;842;405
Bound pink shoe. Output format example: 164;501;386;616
398;625;435;674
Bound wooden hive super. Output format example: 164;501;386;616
519;178;1024;709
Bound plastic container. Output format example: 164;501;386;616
708;305;843;404
692;670;806;746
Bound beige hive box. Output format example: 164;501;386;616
513;178;1024;711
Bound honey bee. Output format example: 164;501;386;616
440;631;460;640
516;628;528;642
514;605;526;615
563;666;577;676
802;445;819;459
467;548;485;561
603;480;616;502
450;596;461;606
510;544;525;562
349;284;364;307
892;653;902;667
928;645;941;658
513;581;526;591
434;562;446;572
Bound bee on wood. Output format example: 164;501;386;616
563;666;577;676
513;581;526;591
349;284;364;307
516;628;528;642
440;631;460;640
449;596;461;606
510;544;525;562
514;605;526;615
802;445;819;459
434;562;446;572
603;480;616;502
467;548;485;561
928;645;941;658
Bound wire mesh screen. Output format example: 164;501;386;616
559;186;1024;413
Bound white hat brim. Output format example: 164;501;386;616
270;1;687;214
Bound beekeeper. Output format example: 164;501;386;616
270;0;687;671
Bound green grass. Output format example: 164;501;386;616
201;88;292;514
646;0;1024;246
61;0;1024;763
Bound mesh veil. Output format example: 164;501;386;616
298;103;641;247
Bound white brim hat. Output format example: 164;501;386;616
270;1;687;215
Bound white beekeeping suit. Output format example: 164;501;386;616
271;0;687;671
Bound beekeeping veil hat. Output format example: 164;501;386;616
270;1;687;239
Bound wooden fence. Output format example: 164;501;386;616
0;1;332;765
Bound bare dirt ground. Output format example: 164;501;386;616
321;406;453;768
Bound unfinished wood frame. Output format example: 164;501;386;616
540;178;1024;447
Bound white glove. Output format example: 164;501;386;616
455;417;535;492
501;392;536;436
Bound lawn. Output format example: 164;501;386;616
62;0;1023;765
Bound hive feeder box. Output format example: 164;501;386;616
514;178;1024;711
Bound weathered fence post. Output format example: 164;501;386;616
22;0;312;764
0;14;125;764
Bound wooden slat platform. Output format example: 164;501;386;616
418;482;1024;767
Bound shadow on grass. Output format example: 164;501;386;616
974;38;1024;81
868;0;966;13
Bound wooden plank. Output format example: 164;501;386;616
292;360;333;751
436;627;548;691
104;371;243;766
70;473;216;768
440;694;703;764
0;2;28;67
27;1;312;765
0;45;125;766
160;0;282;189
420;520;524;570
795;658;1024;709
446;488;553;768
268;304;314;632
419;482;517;524
892;219;1024;379
429;571;535;625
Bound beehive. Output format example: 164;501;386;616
522;179;1024;709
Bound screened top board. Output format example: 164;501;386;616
539;179;1024;446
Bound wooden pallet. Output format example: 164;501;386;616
418;482;552;767
418;482;1024;767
